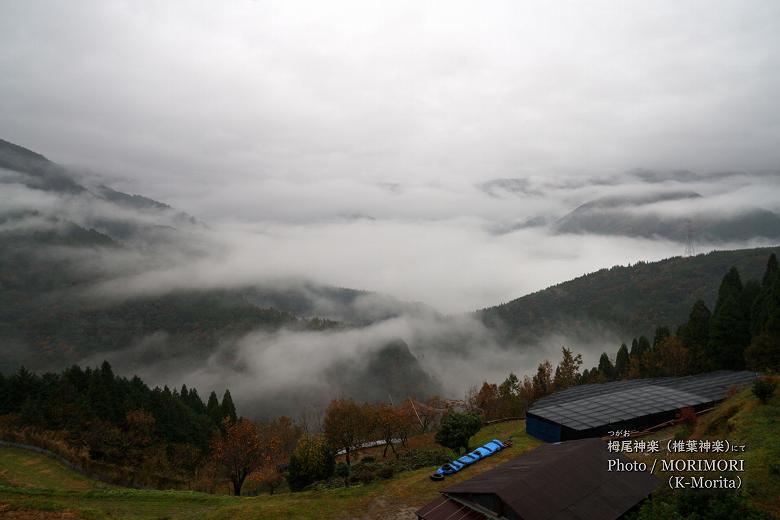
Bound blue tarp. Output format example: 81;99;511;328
433;439;505;477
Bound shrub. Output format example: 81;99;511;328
334;462;350;487
286;436;335;491
378;465;394;479
675;406;697;427
673;425;692;441
350;462;379;484
752;378;776;404
393;448;451;472
704;403;740;435
435;412;482;453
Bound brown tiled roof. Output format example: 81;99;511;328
419;438;659;520
416;495;489;520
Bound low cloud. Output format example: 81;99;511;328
4;167;778;418
82;310;622;419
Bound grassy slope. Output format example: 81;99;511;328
690;383;780;515
628;382;780;517
0;447;102;492
0;421;539;520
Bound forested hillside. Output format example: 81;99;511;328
0;362;239;488
480;246;780;343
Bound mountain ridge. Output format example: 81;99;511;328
479;246;780;344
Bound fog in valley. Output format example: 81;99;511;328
2;1;780;417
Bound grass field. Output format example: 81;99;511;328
0;447;102;493
0;420;538;519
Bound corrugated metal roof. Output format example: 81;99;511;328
416;495;489;520
439;438;659;520
528;370;756;431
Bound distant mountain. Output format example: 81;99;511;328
479;246;780;343
326;339;440;403
554;191;780;242
243;283;438;325
0;139;442;414
0;139;201;242
478;178;542;197
0;139;86;193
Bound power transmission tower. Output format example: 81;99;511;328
684;219;696;256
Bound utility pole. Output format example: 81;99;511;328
409;397;424;429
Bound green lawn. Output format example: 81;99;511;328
0;447;102;492
0;420;537;519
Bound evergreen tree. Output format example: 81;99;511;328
221;389;238;424
207;391;222;426
751;254;780;335
87;361;118;422
553;347;582;390
0;373;7;414
597;353;614;381
186;388;207;414
637;336;651;354
531;360;554;397
653;327;670;348
745;334;780;372
741;279;761;329
0;363;218;471
708;267;751;370
626;336;651;377
614;343;630;379
762;253;778;287
678;300;711;373
745;255;780;371
765;266;780;337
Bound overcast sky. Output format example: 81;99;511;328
2;1;780;311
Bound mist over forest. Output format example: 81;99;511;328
3;1;780;420
2;137;779;419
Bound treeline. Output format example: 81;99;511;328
204;398;451;495
467;347;583;421
470;254;780;422
0;361;238;483
584;253;780;382
0;363;447;495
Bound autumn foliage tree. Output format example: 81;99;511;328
256;416;302;494
654;336;690;377
210;418;264;496
323;399;373;465
374;403;408;458
469;382;501;420
402;396;445;433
